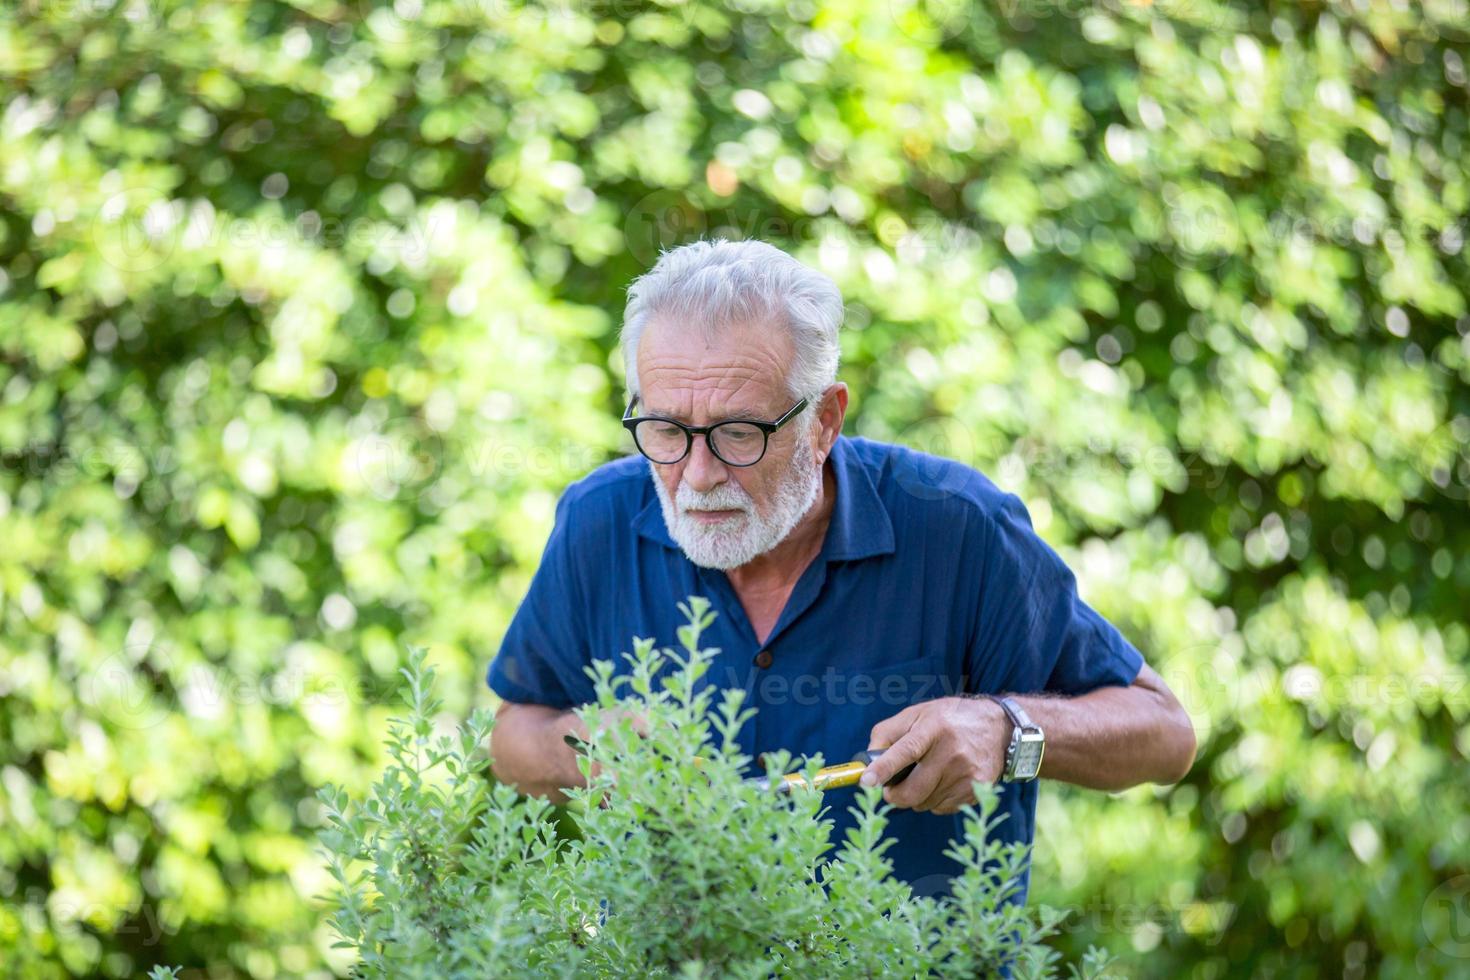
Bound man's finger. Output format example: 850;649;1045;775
585;708;650;749
912;775;963;813
868;704;920;754
931;780;988;816
861;727;932;787
885;757;943;810
927;789;968;816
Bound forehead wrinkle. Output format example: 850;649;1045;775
637;329;791;422
638;318;793;379
639;342;787;382
640;376;776;423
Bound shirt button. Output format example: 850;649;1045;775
754;650;774;669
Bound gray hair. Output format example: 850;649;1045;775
619;239;843;403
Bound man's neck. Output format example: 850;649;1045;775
725;458;837;593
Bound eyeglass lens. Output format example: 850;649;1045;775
634;419;767;465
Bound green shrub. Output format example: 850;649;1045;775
309;597;1116;979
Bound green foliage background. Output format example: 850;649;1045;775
0;0;1466;977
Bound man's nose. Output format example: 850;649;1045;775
681;433;729;492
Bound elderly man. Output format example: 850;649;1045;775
488;238;1196;900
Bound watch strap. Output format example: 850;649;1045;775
984;694;1038;732
971;693;1044;782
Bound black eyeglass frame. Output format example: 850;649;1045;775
622;394;811;467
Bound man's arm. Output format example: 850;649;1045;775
1009;662;1197;791
489;701;588;804
489;701;653;804
861;663;1197;814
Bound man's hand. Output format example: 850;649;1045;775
860;697;1011;815
859;665;1198;806
568;707;651;793
568;706;651;749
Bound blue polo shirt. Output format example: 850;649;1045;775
487;434;1145;903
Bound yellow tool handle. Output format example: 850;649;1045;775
751;750;915;794
563;735;912;794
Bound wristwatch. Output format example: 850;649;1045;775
972;694;1045;782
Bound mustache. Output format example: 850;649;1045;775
675;482;753;512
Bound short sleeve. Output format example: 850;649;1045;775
486;491;596;709
968;493;1144;696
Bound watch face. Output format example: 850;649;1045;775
1014;735;1045;778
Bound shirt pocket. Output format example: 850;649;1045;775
814;653;954;765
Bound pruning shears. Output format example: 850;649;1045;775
749;749;916;794
563;734;916;793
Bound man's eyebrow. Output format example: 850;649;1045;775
719;408;767;422
646;405;766;423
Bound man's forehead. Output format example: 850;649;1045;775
637;319;792;419
640;316;793;364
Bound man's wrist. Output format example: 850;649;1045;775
957;693;1015;780
961;692;1045;782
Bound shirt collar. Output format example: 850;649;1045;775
632;434;896;563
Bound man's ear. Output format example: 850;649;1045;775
818;383;849;450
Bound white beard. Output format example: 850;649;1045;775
650;434;822;570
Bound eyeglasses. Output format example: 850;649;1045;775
622;395;810;467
